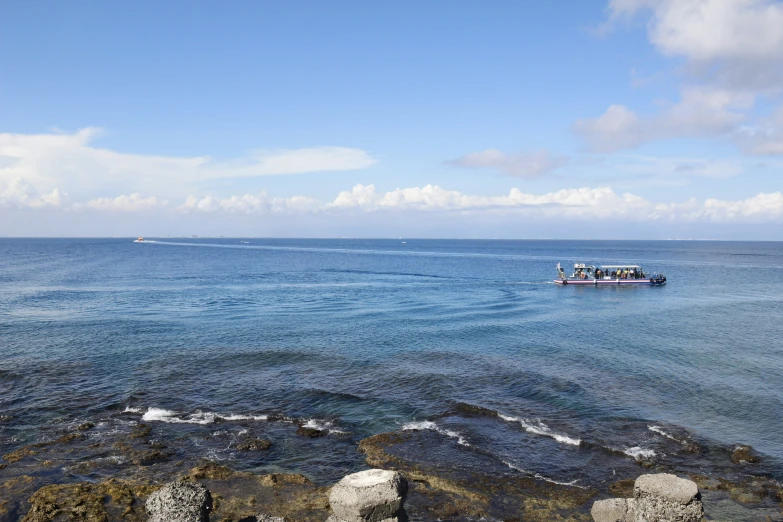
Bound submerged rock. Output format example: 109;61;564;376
731;445;761;464
145;481;212;522
633;473;703;522
328;469;408;522
297;426;327;438
130;423;152;439
22;479;158;522
236;438;272;451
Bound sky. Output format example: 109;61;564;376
1;0;783;239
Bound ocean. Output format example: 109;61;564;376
1;238;782;502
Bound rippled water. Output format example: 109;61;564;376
1;238;782;485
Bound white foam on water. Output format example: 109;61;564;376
502;460;586;489
140;408;268;425
123;406;143;414
502;460;528;473
624;446;656;460
301;418;347;434
221;413;269;421
648;425;682;443
497;413;581;446
533;473;586;489
402;420;470;446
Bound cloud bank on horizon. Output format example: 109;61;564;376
1;0;783;238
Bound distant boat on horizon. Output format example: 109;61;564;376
133;237;144;243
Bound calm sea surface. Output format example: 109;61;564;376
1;238;782;485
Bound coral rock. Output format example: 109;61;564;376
633;473;703;522
145;481;212;522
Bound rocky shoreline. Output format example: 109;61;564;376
1;415;782;522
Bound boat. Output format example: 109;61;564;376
133;237;144;243
554;263;666;286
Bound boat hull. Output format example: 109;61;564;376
554;279;665;286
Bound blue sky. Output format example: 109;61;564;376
1;0;782;238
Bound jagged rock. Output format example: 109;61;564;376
591;498;635;522
633;473;703;522
328;469;407;522
145;481;212;522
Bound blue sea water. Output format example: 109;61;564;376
1;238;782;485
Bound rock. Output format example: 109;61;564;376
297;426;327;438
236;438;272;451
239;515;286;522
145;481;212;522
731;445;761;464
591;498;635;522
55;432;86;444
328;469;407;522
76;422;95;431
131;423;152;439
633;473;703;522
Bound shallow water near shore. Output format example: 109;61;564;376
1;239;782;515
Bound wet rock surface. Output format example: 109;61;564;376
23;480;159;522
358;431;596;521
731;445;762;464
0;417;782;522
297;426;327;438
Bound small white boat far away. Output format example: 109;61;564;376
133;237;145;243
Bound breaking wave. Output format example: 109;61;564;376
402;420;470;447
301;418;347;434
503;460;586;489
623;446;657;460
139;407;268;425
497;413;581;446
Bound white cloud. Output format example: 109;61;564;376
321;183;783;223
84;193;168;212
0;177;65;209
589;0;783;154
179;192;320;214
698;191;783;220
3;178;782;224
0;128;377;199
446;149;567;178
606;0;783;91
574;87;751;152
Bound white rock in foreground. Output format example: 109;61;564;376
146;481;212;522
591;498;635;522
328;469;408;522
633;473;703;522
